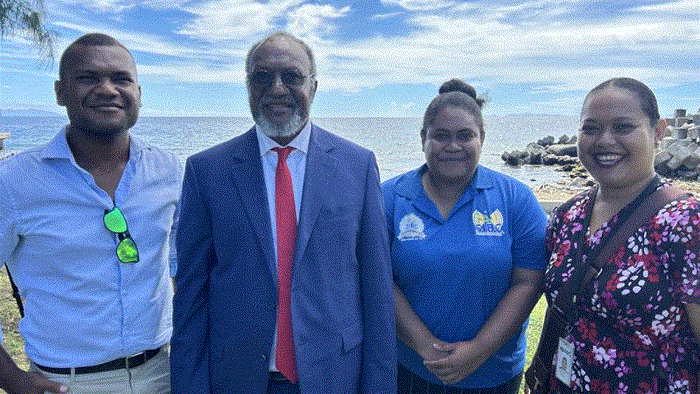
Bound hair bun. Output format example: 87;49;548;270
439;79;477;99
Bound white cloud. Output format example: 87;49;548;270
7;0;699;116
60;0;130;13
632;0;700;15
59;0;189;12
177;0;350;44
308;0;698;93
138;63;244;83
495;0;580;15
380;0;455;12
52;21;238;62
50;0;697;92
370;11;405;21
287;4;349;41
178;0;303;41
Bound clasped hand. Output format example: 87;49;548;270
12;370;68;394
422;341;486;386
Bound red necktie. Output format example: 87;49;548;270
273;147;297;383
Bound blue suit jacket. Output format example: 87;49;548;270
171;125;396;393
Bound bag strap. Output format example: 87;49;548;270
554;181;688;315
528;180;689;388
6;266;24;318
586;186;688;284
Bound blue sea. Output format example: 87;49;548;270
0;115;580;186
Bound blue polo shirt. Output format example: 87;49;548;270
382;165;547;388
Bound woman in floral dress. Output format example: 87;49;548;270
544;78;700;393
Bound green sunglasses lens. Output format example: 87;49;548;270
117;237;139;263
104;207;139;263
104;208;128;233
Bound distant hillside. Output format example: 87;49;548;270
1;109;63;117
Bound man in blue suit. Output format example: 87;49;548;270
171;32;396;393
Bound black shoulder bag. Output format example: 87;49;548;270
525;177;688;393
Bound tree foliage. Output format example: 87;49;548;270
0;0;55;61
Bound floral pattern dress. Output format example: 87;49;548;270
545;184;700;394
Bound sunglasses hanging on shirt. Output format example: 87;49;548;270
103;207;139;263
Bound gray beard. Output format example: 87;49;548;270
254;109;304;141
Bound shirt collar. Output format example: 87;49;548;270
41;126;147;162
395;164;492;200
255;121;312;157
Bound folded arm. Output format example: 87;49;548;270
393;284;451;362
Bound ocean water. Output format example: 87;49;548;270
0;115;580;186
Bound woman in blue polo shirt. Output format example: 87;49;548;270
383;79;548;393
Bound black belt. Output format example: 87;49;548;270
36;347;161;375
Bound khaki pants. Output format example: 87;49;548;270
30;346;171;394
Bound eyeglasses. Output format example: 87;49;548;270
248;69;312;88
103;207;139;263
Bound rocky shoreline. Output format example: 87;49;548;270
504;108;700;202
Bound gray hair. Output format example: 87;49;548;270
245;31;316;76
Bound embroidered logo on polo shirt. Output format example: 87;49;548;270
398;213;426;241
473;209;504;236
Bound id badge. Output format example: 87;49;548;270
555;337;574;387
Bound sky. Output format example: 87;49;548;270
1;0;698;118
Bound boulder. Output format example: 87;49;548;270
556;156;578;165
681;150;700;171
667;142;688;156
542;154;559;165
656;161;673;176
546;144;577;157
504;150;526;166
561;163;576;172
525;143;547;164
666;156;684;171
673;127;688;139
661;137;678;150
557;134;571;144
654;150;672;168
537;135;555;147
666;145;692;171
676;170;699;180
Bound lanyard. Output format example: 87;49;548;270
556;176;663;326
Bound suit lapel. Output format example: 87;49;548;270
296;126;335;266
230;128;277;283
